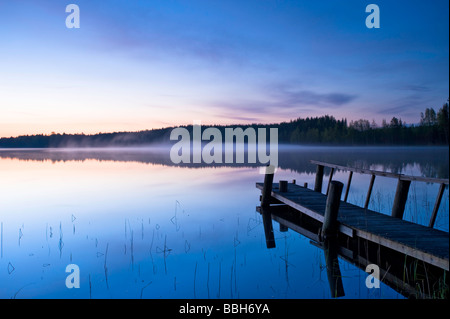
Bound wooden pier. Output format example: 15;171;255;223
256;161;449;272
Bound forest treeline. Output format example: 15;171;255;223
0;102;448;148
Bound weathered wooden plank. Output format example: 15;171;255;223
310;160;402;178
310;160;449;185
400;175;450;185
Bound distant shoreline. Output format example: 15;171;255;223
0;144;449;150
1;114;448;148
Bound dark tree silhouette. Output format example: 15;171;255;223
1;102;449;148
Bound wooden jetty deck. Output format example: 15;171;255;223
256;162;449;271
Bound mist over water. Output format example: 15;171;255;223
1;145;448;177
0;146;448;298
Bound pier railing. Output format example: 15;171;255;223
310;160;449;228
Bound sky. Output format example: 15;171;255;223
0;0;448;137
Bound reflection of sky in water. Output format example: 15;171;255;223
0;147;448;299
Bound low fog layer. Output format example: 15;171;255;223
0;145;448;178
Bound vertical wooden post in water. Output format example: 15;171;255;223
279;180;288;192
314;165;324;193
261;166;275;208
344;171;353;202
260;165;276;248
428;183;445;228
326;167;335;196
321;181;344;240
364;175;376;209
391;179;411;219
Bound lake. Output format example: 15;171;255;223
0;146;448;299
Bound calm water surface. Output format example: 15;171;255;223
0;146;448;299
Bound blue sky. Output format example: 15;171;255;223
0;0;448;137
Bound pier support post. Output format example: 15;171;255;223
314;165;324;193
344;171;353;202
279;180;288;192
391;179;411;219
428;183;445;228
321;181;344;240
261;166;275;208
364;174;376;209
326;168;335;196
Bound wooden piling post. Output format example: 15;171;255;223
326;167;335;196
279;180;288;192
344;171;353;202
391;179;411;219
321;181;344;240
364;175;376;209
261;166;275;208
314;165;324;193
428;183;445;228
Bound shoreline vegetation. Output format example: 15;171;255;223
1;103;448;148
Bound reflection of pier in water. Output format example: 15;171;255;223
257;204;449;298
256;161;449;299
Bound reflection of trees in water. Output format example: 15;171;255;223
0;146;448;179
419;162;449;180
278;147;449;179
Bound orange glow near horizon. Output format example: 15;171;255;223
0;112;328;138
